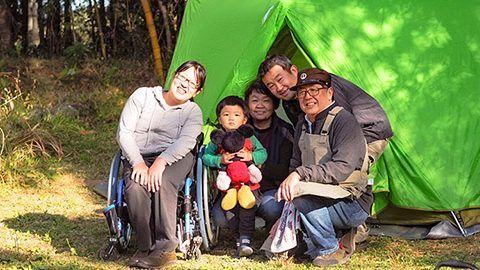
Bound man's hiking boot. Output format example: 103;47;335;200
312;248;348;267
340;227;357;257
354;223;370;244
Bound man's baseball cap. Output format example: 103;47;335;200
293;68;331;90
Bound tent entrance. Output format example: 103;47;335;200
267;25;314;71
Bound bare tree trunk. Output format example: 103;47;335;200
140;0;163;83
27;0;40;47
125;0;135;54
108;0;118;56
63;0;73;48
86;0;97;51
21;0;28;52
37;0;45;49
47;0;62;55
174;0;185;34
157;0;172;74
70;3;76;44
5;0;20;47
92;0;106;58
98;0;107;51
0;0;12;52
99;0;106;31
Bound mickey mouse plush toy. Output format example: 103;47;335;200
210;124;262;210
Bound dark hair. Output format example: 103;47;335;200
174;60;207;90
244;80;280;110
258;55;293;79
215;96;248;118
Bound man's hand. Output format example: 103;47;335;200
148;158;167;192
132;162;149;186
220;152;235;165
277;171;301;202
237;149;253;162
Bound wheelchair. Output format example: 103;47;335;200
98;142;220;261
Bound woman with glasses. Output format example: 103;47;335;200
276;68;371;267
117;60;206;269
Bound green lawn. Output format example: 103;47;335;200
0;174;478;269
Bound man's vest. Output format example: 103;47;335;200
294;106;369;200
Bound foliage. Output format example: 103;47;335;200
64;43;89;67
59;66;79;81
0;0;186;75
0;73;62;186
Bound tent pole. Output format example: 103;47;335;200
450;211;467;237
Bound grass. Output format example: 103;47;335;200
0;57;479;269
1;177;479;270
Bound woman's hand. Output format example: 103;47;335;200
220;152;235;165
132;162;149;186
277;171;301;202
148;158;167;192
237;149;253;162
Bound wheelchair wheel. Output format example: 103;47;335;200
101;151;132;259
195;148;219;251
202;165;220;247
107;151;123;206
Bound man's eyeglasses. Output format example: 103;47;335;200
297;87;327;99
175;74;198;89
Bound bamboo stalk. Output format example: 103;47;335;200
140;0;164;83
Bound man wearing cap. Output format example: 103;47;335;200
276;67;371;267
258;55;393;246
258;55;392;165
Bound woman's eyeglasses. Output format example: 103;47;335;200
175;74;198;89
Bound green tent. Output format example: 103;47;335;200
168;0;480;229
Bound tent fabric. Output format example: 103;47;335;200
370;221;480;240
168;0;480;221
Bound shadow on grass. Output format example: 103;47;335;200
4;212;109;258
0;248;33;264
356;234;480;269
0;247;107;270
417;248;479;269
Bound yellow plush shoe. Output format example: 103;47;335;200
221;188;237;211
238;185;256;209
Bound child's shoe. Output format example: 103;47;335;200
238;185;255;209
235;236;253;257
221;188;237;210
